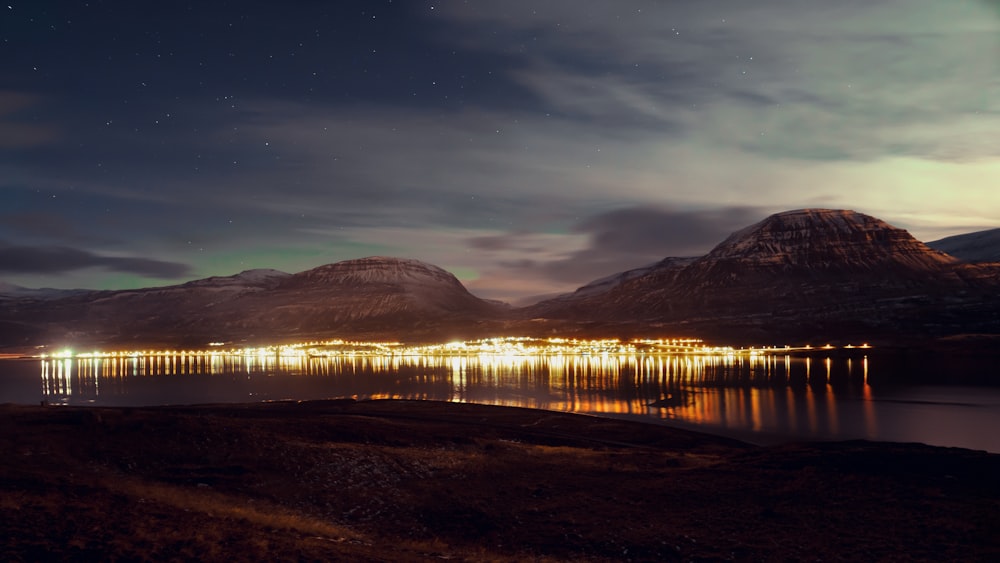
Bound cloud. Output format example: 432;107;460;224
4;0;998;299
9;0;997;256
0;211;109;245
463;206;762;303
0;90;59;149
437;0;1000;163
573;206;760;257
0;91;37;115
190;101;696;229
537;206;762;282
0;242;192;278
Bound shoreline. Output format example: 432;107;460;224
15;395;1000;454
2;399;997;561
17;390;1000;454
11;384;1000;454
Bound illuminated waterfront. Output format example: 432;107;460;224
34;336;862;361
0;337;997;451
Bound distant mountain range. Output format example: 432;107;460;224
0;282;90;301
927;228;1000;263
2;209;999;350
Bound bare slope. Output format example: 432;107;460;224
1;400;996;562
928;227;1000;263
527;209;1000;341
0;257;506;348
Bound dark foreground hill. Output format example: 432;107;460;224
1;399;997;562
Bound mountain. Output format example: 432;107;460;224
526;209;1000;342
686;209;958;276
927;228;1000;263
530;257;696;313
222;257;505;338
663;208;964;304
4;213;1000;350
0;258;506;349
0;282;90;301
0;267;299;348
180;268;291;290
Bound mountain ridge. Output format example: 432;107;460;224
3;211;1000;349
927;228;1000;263
0;257;508;348
698;208;957;273
525;209;1000;342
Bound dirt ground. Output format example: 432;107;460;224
1;399;997;562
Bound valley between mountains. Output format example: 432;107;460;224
2;209;999;351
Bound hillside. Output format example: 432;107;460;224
526;209;1000;342
1;400;996;562
3;211;1000;349
928;228;1000;263
0;257;507;349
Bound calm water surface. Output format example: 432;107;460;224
2;352;998;452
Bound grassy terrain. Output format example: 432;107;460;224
1;399;997;561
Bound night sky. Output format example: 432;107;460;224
3;1;999;304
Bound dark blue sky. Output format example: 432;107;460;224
3;1;999;303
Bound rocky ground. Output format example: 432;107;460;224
1;399;997;562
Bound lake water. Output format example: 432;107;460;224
2;350;999;452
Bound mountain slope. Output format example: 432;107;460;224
222;257;505;337
0;282;90;301
527;257;696;318
181;269;291;290
527;209;1000;341
0;268;297;347
4;214;1000;349
927;228;1000;263
689;209;957;276
661;209;962;303
0;257;506;348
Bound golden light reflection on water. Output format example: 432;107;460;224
36;337;876;440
